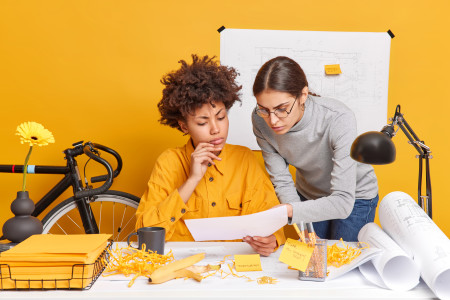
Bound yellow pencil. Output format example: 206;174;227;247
293;223;306;243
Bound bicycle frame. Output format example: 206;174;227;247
0;141;120;235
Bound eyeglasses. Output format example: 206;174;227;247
255;97;297;119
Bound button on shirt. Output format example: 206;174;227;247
135;139;285;246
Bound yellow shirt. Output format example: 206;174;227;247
136;140;285;246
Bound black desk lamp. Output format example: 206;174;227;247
350;105;432;218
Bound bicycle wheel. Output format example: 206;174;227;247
41;190;140;242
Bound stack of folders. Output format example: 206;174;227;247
0;234;111;289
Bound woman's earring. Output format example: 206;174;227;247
301;103;305;111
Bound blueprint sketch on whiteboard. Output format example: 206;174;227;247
220;29;391;150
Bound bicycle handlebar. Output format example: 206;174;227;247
73;142;121;199
90;143;123;183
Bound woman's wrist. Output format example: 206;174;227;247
178;177;201;203
286;203;293;218
186;175;202;186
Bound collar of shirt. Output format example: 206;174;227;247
289;94;313;132
184;138;227;176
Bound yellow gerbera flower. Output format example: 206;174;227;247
16;122;55;146
15;122;55;191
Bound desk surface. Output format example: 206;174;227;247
0;242;438;300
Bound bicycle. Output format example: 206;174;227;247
0;141;140;242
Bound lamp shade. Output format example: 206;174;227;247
350;131;396;165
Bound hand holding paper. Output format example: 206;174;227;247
243;234;277;257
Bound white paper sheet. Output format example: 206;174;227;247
220;29;391;149
357;222;420;291
378;191;450;299
184;206;287;241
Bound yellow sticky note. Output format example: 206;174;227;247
279;238;314;272
234;254;262;272
325;64;342;75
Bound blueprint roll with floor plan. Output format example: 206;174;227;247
377;191;450;299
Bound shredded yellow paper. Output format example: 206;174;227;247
327;238;369;268
202;254;278;284
104;249;278;287
257;276;278;284
103;244;174;287
201;254;253;282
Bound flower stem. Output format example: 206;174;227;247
22;146;33;192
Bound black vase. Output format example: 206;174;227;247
2;191;43;243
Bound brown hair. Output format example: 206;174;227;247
158;54;242;132
253;56;319;97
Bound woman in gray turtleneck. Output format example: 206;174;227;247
251;56;379;242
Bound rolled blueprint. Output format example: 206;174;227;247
358;222;420;291
379;191;450;299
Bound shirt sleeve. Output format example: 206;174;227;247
135;151;190;241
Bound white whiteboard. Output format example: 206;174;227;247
220;29;391;150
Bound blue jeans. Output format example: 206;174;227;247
297;192;379;242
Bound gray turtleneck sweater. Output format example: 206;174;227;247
252;95;378;224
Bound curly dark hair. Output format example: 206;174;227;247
158;54;242;131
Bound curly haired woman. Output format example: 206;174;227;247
135;55;285;256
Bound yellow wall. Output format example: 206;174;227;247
1;0;449;237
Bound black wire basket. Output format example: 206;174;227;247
0;240;112;290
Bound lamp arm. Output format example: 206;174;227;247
392;105;431;157
396;121;426;156
391;105;432;218
425;156;432;218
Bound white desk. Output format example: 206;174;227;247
0;242;438;300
